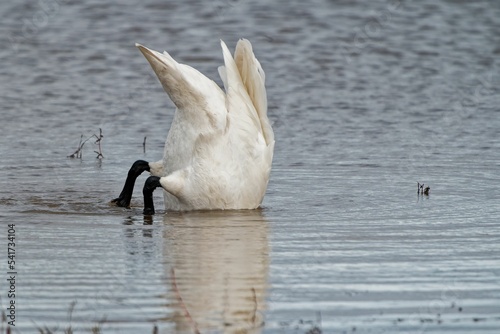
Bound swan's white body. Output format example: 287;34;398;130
137;39;274;211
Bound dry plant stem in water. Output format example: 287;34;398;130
68;128;104;159
94;128;104;159
417;182;430;196
68;134;92;159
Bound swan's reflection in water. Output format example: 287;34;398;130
161;210;269;334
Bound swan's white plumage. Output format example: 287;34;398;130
137;39;274;211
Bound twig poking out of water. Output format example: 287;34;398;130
1;307;8;334
91;316;106;334
93;128;104;159
279;312;322;334
66;300;76;334
305;326;322;334
143;136;147;153
32;301;76;333
152;324;158;334
68;134;92;159
316;311;322;330
417;182;430;196
68;129;104;159
423;186;430;195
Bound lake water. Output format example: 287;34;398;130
1;0;499;333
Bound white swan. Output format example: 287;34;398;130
112;39;274;214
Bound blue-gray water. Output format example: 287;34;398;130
1;0;499;333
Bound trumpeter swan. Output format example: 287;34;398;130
112;39;274;214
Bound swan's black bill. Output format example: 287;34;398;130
143;176;162;215
111;160;150;208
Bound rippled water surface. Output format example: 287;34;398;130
1;0;500;333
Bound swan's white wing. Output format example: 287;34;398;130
135;44;227;131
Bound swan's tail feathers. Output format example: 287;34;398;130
234;39;274;147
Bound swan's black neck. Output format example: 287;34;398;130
143;176;162;215
112;160;150;208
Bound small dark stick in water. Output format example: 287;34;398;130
423;186;430;196
93;128;104;159
417;182;430;196
68;134;93;159
143;136;147;153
